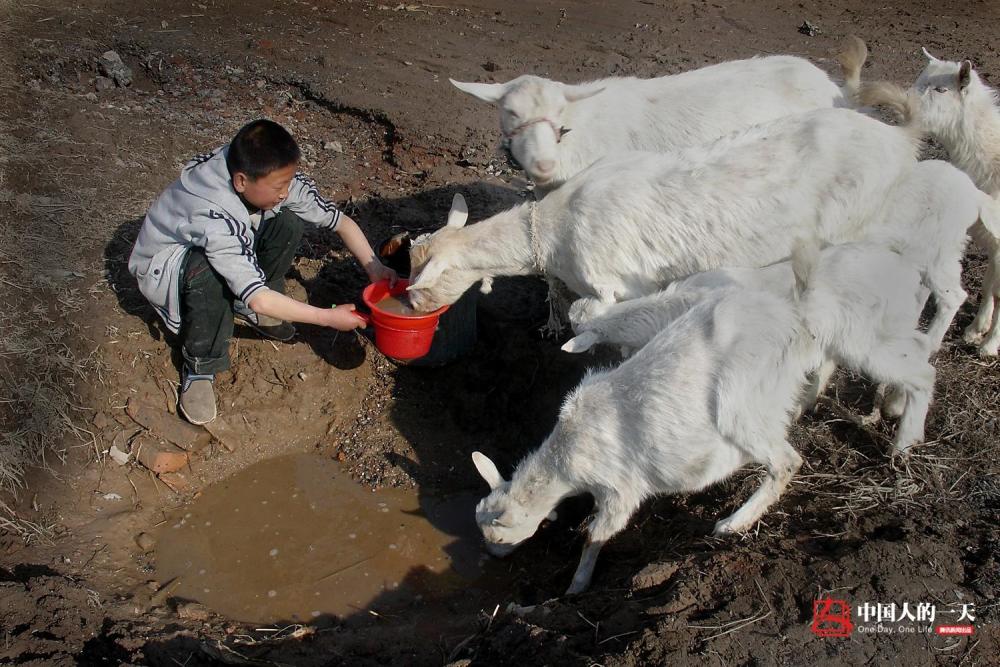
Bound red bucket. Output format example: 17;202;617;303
360;279;449;360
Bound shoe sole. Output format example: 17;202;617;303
234;315;296;342
178;400;217;426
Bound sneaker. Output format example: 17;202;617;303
233;300;296;342
178;372;217;425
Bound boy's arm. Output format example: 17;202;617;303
248;290;365;330
283;172;397;285
336;214;397;285
198;209;364;331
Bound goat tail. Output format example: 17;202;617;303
859;80;926;142
790;237;821;302
837;35;868;105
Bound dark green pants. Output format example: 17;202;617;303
180;210;304;374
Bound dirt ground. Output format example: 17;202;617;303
1;0;999;664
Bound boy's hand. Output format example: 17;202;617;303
323;303;368;331
366;258;399;287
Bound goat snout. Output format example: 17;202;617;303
531;159;556;180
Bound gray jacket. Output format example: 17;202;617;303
128;145;342;333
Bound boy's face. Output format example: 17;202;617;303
232;163;298;211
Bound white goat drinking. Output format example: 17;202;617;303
407;107;922;317
861;49;1000;355
451;38;868;191
473;244;935;594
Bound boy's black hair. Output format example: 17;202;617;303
226;119;301;180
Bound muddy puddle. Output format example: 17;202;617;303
155;454;500;623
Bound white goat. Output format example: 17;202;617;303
563;159;998;418
861;50;1000;355
407;107;922;317
563;262;789;355
473;244;935;594
565;159;996;352
451;38;867;191
563;260;838;413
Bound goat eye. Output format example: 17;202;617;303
934;86;949;93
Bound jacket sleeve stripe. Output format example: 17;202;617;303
239;281;268;303
293;172;341;215
154;304;181;327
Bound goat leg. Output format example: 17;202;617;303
566;539;606;595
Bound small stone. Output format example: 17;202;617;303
27;79;41;91
135;441;189;474
108;444;130;466
97;50;132;87
85;92;98;102
135;532;156;552
95;76;114;92
631;562;680;590
158;471;190;493
176;601;211;621
323;140;343;153
297;372;307;381
798;20;820;37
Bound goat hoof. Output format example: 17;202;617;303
565;581;589;595
859;411;883;427
979;343;1000;358
963;326;985;344
712;519;742;536
891;441;916;457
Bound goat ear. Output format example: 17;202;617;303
921;46;940;63
450;79;507;104
472;451;505;489
561;330;600;354
447;193;469;228
563;85;606;103
959;60;973;91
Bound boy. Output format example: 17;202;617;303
129;119;396;425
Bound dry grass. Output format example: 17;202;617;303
0;12;115;537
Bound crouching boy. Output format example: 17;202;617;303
128;119;396;424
